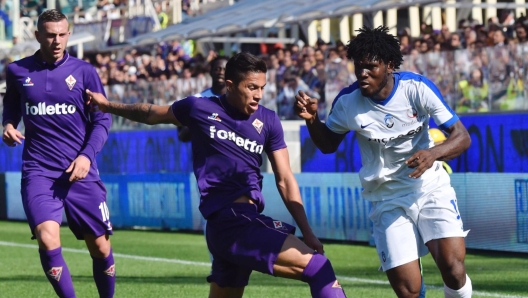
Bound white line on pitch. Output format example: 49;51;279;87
0;241;526;298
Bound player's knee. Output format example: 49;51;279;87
300;253;337;284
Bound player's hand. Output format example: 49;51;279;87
405;149;436;179
303;232;325;254
2;124;25;147
65;155;91;182
86;89;110;113
295;90;319;120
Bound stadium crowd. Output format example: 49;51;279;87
2;7;528;124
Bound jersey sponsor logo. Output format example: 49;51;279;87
252;118;264;134
65;75;76;90
407;107;418;118
360;122;374;129
402;115;426;127
47;267;63;281
208;113;222;122
368;125;424;145
104;264;116;277
25;102;77;116
384;114;394;128
23;77;34;86
273;220;283;229
209;126;264;154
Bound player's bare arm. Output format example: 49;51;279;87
295;90;346;153
406;121;470;178
86;89;181;126
268;147;324;253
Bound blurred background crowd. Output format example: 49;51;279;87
1;0;528;125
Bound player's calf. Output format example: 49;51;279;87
301;253;347;298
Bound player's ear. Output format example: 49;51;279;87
225;80;234;93
387;61;395;74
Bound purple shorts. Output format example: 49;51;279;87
205;203;296;288
21;176;113;240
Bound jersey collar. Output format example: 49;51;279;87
368;72;400;106
34;50;70;68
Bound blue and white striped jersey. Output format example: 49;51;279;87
326;72;458;201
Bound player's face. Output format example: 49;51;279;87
226;71;266;115
211;59;227;85
354;58;394;100
35;19;70;63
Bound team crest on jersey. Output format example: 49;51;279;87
104;264;116;277
252;119;264;134
407;107;418;118
273;221;283;229
384;114;394;128
208;113;222;122
47;267;63;281
65;75;76;90
23;77;34;86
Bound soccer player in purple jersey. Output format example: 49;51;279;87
2;10;115;298
87;52;347;298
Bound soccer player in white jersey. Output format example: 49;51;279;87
295;26;473;298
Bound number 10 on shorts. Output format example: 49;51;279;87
99;202;112;226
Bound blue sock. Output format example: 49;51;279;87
39;247;76;298
301;253;347;298
92;248;115;298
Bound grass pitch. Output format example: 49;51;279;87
1;221;527;297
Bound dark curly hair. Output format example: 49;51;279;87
346;26;403;69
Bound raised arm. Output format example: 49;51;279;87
86;89;181;126
294;90;346;153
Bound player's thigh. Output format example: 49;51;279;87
385;259;423;297
206;204;295;287
418;185;468;244
21;176;64;237
371;206;427;272
426;237;467;271
63;180;113;240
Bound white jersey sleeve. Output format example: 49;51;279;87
417;76;459;129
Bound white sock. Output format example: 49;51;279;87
444;274;472;298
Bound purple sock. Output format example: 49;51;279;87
301;253;347;298
92;248;115;298
39;247;76;298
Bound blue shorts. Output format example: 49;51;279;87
205;203;296;288
21;176;113;240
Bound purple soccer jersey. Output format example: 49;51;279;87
2;51;111;181
171;95;286;218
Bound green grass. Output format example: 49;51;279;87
1;221;527;297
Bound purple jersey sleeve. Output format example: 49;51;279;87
264;112;286;154
2;65;22;127
170;96;196;125
78;66;111;164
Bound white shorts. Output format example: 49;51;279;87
369;173;469;271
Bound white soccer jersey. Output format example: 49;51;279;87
326;72;459;202
193;88;222;98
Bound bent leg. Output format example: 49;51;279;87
427;237;472;297
35;221;75;298
85;234;115;298
273;234;346;298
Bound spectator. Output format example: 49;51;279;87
276;70;319;120
456;68;489;113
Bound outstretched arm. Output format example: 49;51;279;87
294;90;345;153
268;147;324;253
86;89;181;126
